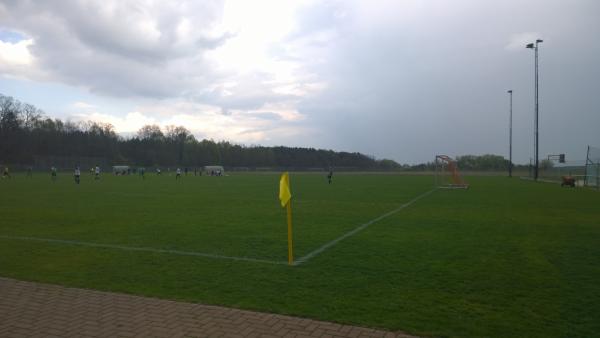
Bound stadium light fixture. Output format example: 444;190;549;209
526;39;543;180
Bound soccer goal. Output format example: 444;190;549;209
584;146;600;189
434;155;469;189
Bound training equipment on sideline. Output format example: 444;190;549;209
434;155;469;189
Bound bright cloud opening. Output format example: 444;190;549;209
72;111;157;134
0;38;34;65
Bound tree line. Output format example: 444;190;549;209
0;94;401;170
1;93;522;171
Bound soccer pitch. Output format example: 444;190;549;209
1;173;599;337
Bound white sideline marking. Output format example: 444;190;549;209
0;188;436;267
0;235;287;265
293;188;437;266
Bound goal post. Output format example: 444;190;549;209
584;146;600;189
435;155;469;189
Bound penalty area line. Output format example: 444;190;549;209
0;235;287;265
293;188;438;266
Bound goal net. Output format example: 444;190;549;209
435;155;469;189
585;146;600;188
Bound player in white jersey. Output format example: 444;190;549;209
94;166;100;180
176;168;181;180
74;167;81;184
2;166;10;179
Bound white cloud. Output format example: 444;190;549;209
66;96;308;144
0;0;326;119
0;38;33;65
71;111;157;134
144;99;303;143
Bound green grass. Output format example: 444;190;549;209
0;172;599;337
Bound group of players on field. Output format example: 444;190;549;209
2;166;335;184
2;166;185;183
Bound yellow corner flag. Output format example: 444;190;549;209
279;172;293;265
279;172;292;207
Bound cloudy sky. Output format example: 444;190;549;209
1;0;599;164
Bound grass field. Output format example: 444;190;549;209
1;172;599;337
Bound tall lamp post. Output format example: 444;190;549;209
507;90;513;177
526;39;543;180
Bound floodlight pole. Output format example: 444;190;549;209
584;145;590;186
526;39;543;180
508;90;513;177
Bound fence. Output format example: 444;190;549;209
585;146;600;188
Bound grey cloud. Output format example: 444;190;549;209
1;0;599;164
0;0;301;114
245;112;281;121
218;109;280;121
0;1;316;134
0;0;227;98
6;1;226;62
289;0;600;163
219;108;232;116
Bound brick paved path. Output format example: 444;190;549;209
0;277;415;338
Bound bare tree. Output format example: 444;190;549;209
164;125;192;142
0;94;22;131
137;124;164;140
165;125;195;165
22;104;43;130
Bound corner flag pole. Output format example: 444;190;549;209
279;172;293;265
286;201;293;265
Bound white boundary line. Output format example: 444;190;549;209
293;188;437;266
0;188;437;267
0;235;287;265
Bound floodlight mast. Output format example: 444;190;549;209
526;39;543;180
507;90;513;177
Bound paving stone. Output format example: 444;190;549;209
0;277;416;338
